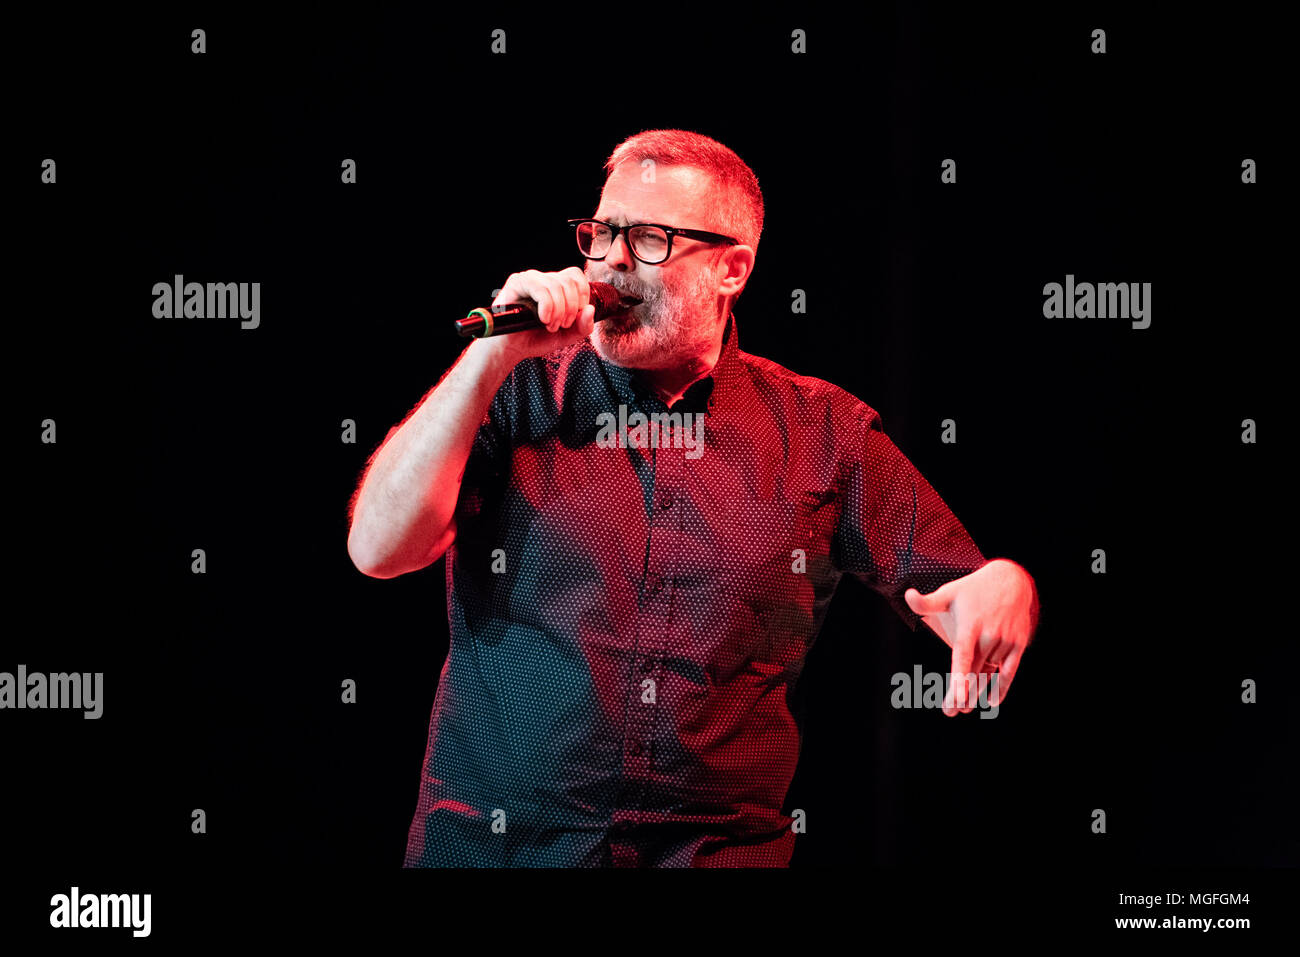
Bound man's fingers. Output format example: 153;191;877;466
567;269;590;328
972;635;1003;676
554;282;573;329
942;673;960;717
972;637;1005;712
948;619;979;712
550;267;586;329
533;283;559;330
560;274;586;327
990;648;1022;706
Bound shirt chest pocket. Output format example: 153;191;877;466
713;489;840;661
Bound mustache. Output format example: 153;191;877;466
588;270;662;304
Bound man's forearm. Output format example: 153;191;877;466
347;337;518;578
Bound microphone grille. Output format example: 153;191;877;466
588;282;621;313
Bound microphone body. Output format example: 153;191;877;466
456;281;641;338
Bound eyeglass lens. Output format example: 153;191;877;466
575;222;669;263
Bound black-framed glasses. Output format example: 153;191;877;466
567;219;739;265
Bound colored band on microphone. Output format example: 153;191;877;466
465;307;493;337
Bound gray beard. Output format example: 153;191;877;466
587;264;721;369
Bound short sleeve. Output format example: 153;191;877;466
453;365;517;528
834;408;987;630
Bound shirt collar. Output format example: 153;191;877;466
587;310;746;418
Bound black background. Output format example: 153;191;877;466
8;3;1294;941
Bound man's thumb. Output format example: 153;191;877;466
905;585;949;616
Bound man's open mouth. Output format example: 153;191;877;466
606;295;643;321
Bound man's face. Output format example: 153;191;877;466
584;162;728;370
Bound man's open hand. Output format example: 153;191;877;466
904;559;1038;716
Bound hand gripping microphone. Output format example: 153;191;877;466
456;282;642;338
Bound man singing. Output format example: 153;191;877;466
346;129;1039;867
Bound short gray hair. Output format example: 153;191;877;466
603;129;764;259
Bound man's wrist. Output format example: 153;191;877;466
468;335;523;380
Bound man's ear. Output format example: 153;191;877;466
717;244;755;298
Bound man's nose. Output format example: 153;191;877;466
603;232;635;270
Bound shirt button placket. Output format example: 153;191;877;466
625;438;680;794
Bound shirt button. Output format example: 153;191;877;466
644;573;663;595
641;658;655;673
655;490;673;512
629;741;643;756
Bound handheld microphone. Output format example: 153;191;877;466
456;281;642;338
